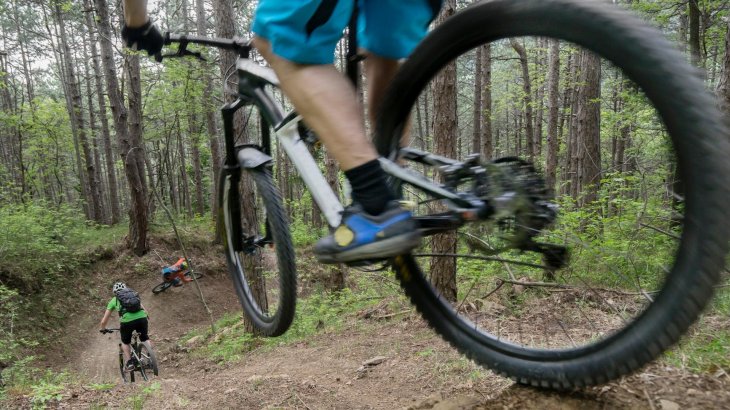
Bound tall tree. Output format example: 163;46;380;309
481;44;493;160
545;39;560;194
510;38;536;161
85;0;121;224
53;0;102;222
94;0;149;255
575;49;602;206
430;0;458;302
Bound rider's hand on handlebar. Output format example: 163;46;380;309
122;20;164;58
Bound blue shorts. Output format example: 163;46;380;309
253;0;442;64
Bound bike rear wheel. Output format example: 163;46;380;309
137;341;158;377
220;155;296;337
375;0;729;388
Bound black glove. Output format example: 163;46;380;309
122;20;164;57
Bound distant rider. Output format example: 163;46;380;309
98;282;151;371
161;257;190;287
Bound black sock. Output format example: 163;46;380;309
344;159;395;215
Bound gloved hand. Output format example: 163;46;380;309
121;20;164;57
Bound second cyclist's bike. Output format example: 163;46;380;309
159;0;729;389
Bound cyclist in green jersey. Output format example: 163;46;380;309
98;282;151;371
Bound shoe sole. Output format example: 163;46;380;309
316;232;422;264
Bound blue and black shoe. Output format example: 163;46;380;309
314;201;421;264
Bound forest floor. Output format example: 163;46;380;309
3;234;729;409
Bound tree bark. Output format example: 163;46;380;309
430;0;458;303
575;50;601;206
94;0;149;255
510;38;535;161
545;39;560;195
480;44;493;160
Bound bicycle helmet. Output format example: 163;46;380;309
112;282;127;293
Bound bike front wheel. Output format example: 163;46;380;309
220;157;296;337
375;0;730;388
152;282;172;294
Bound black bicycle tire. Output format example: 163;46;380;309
219;164;297;337
139;341;159;376
374;0;730;388
152;282;171;294
118;349;128;383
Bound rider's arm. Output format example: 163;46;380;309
99;309;112;331
123;0;149;27
120;0;163;56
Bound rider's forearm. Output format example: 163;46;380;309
123;0;149;28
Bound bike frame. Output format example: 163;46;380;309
163;33;489;252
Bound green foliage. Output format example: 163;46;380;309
188;286;385;363
126;381;161;410
1;357;70;408
665;329;730;374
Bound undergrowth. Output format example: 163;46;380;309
183;269;410;363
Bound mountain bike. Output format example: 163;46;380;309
101;329;159;383
152;270;203;295
159;0;730;389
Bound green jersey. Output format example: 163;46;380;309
107;297;147;323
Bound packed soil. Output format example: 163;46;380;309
5;236;729;409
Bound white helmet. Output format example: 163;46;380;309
112;282;127;293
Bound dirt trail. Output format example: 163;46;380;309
58;315;730;409
16;240;730;409
72;272;240;383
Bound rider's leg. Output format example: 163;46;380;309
121;343;132;362
250;1;441;263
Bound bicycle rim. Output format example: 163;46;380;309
375;0;729;388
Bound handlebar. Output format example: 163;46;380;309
156;32;252;62
100;328;119;334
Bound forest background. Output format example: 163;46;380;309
1;0;729;405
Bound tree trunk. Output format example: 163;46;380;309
430;0;458;303
510;38;535;161
55;1;101;221
196;0;222;227
575;50;601;206
94;0;148;255
716;19;730;116
126;54;151;254
86;0;121;224
545;39;560;196
688;0;702;68
480;44;493;161
472;46;482;155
